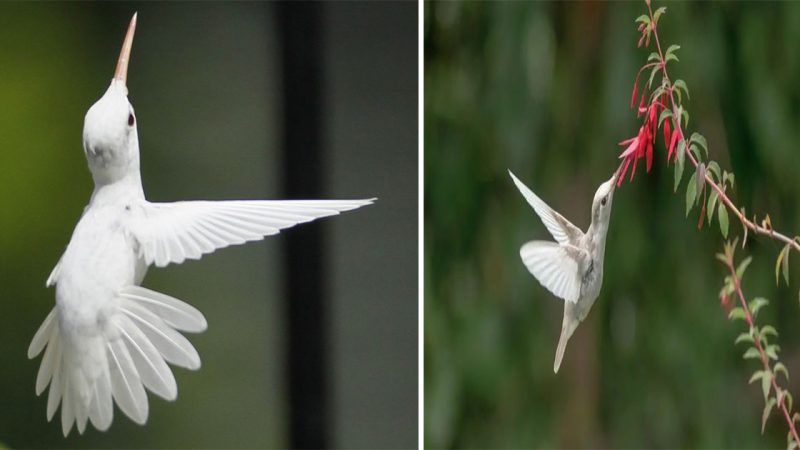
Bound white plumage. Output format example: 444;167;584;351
28;14;373;436
509;169;617;373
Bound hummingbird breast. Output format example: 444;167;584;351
54;204;140;334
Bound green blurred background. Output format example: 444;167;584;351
425;1;800;448
0;2;417;448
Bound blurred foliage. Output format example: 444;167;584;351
425;1;800;448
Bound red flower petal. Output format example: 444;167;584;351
668;127;679;161
646;140;653;172
631;76;639;108
663;120;671;148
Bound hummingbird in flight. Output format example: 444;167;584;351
27;14;373;436
508;168;618;373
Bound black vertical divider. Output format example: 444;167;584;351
277;3;328;449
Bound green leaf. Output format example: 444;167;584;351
707;190;719;224
681;108;690;128
648;65;660;88
776;246;788;286
674;140;686;191
707;161;721;181
665;53;679;64
658;109;672;127
783;245;790;285
750;297;769;317
673;79;690;100
635;14;651;25
728;173;735;188
648;51;661;62
762;373;772;400
686;172;697;216
696;164;706;198
653;6;667;23
750;369;767;384
665;44;680;58
762;396;776;434
766;344;780;360
691;132;708;157
689;143;702;162
744;347;761;359
785;391;794;412
718;203;729;238
774;362;789;381
736;256;752;279
728;307;746;321
735;331;754;345
760;325;778;338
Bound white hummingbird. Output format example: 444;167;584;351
508;168;618;373
27;14;374;436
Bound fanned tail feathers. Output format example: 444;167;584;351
28;286;207;436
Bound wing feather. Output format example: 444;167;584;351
508;170;583;245
127;199;374;268
520;241;582;303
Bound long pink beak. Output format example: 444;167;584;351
113;13;138;85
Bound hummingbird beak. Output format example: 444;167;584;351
609;165;621;192
113;13;138;85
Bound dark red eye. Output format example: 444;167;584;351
128;113;135;126
601;196;607;206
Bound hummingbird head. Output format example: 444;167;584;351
590;168;619;228
82;14;139;186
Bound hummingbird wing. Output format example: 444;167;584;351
508;170;583;245
519;241;587;303
126;199;374;267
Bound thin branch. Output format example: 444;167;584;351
723;249;800;443
646;2;800;254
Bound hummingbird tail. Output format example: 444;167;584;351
27;286;207;436
553;319;578;373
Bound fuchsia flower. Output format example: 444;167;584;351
617;103;657;186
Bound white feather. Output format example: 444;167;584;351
28;308;56;359
118;314;177;400
107;338;148;424
119;285;207;333
121;302;201;370
508;170;583;245
127;199;375;268
520;241;582;303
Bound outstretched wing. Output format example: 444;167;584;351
519;241;586;303
126;199;374;267
508;170;583;245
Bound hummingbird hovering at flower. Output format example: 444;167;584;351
508;168;618;373
27;14;374;436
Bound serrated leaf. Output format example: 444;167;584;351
735;331;754;345
718;203;729;238
744;347;761;359
760;325;778;338
762;373;772;400
648;64;660;88
774;362;789;381
653;6;667;23
750;297;769;317
691;132;708;157
766;344;780;360
673;79;690;100
686;172;697;216
750;369;767;384
665;44;680;58
674;140;686;191
728;307;746;321
707;161;721;181
736;256;752;279
658;108;672;127
762;397;776;434
696;164;706;198
707;190;719;224
783;245;790;285
777;245;789;286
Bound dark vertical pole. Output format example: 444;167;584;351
277;3;328;449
